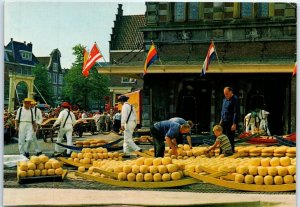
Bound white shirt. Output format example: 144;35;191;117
33;107;43;125
53;109;76;127
121;102;136;126
16;107;36;123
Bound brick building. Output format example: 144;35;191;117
100;2;296;135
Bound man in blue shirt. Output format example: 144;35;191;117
169;117;193;148
150;120;191;157
220;87;240;152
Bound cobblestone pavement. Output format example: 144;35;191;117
4;132;296;196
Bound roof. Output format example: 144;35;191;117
36;57;51;66
5;40;39;66
111;15;145;50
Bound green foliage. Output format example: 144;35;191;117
62;44;110;110
32;64;54;106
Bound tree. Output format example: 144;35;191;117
32;64;54;106
62;44;110;110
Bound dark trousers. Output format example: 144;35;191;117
220;121;235;152
150;126;165;157
113;120;121;132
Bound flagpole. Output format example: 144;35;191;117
211;40;221;66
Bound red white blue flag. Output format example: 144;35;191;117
144;42;158;75
201;41;216;77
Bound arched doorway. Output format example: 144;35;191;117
8;74;35;112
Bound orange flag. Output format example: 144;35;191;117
82;48;89;69
292;62;297;76
82;43;103;77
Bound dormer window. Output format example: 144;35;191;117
20;50;32;61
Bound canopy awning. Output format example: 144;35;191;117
97;63;294;79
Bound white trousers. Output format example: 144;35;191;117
55;126;73;154
18;122;34;155
123;120;140;154
27;129;42;153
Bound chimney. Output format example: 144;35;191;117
27;42;32;51
118;4;123;16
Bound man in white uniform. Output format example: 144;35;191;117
15;98;37;157
27;99;43;155
52;102;76;156
118;95;141;157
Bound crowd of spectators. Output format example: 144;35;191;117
4;106;122;144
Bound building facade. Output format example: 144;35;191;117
4;38;39;110
101;2;296;135
108;4;144;108
37;48;66;107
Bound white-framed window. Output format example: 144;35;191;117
59;74;63;84
121;77;136;83
20;51;32;61
53;63;58;72
52;73;57;84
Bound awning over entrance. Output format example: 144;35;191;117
97;63;294;79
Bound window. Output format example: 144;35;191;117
53;63;58;72
53;86;57;96
20;51;32;61
59;74;63;84
58;87;62;96
241;3;253;18
174;2;186;22
188;2;199;21
52;73;57;84
121;77;136;84
257;3;268;18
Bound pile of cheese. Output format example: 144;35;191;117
235;146;296;158
81;157;186;182
18;155;63;178
75;139;108;147
68;147;122;164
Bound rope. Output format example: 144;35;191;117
13;82;21;107
33;84;48;105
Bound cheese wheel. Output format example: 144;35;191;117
127;173;136;181
276;166;288;176
261;158;271;167
264;175;274;185
153;173;162;182
118;172;127;181
162;173;171;181
254;175;264;185
267;167;278;176
136;173;144;182
287;165;296;175
257;166;268;176
270;157;280;167
280;157;291;167
234;174;244;183
283;175;294;184
144;173;153;182
274;176;283;185
244;175;254;184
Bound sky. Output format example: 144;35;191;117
4;0;146;69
